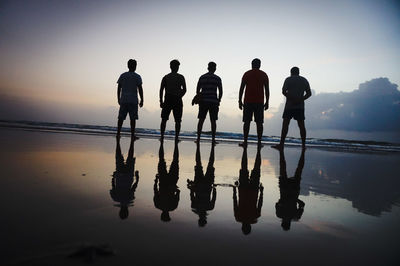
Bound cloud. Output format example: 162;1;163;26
270;77;400;133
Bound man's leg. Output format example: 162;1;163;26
175;122;181;141
272;118;290;150
197;117;205;143
256;122;263;145
160;119;167;140
241;121;250;147
297;120;306;149
173;102;183;142
211;119;217;144
117;104;128;138
210;104;218;144
117;119;123;137
130;119;136;139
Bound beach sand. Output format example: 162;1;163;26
1;128;399;265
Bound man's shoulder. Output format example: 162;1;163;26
299;75;308;82
165;72;185;79
122;71;141;78
244;69;253;76
288;75;308;82
177;73;185;80
258;69;267;75
201;73;221;80
119;71;129;77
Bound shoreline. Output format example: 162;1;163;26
1;120;399;153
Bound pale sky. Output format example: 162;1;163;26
1;0;399;120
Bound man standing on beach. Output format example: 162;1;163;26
160;60;187;142
116;59;144;138
272;67;311;150
238;58;269;147
195;62;223;144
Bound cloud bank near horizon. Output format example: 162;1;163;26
305;77;400;132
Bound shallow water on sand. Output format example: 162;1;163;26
1;129;399;266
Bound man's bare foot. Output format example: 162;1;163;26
239;142;247;148
271;144;284;150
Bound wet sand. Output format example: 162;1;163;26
1;129;399;266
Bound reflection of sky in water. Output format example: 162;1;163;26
1;129;399;264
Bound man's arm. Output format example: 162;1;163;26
303;79;312;100
159;77;165;108
117;84;122;105
138;84;144;107
257;184;264;215
196;78;201;95
181;76;187;97
264;77;269;110
218;79;223;103
238;80;245;110
233;186;238;213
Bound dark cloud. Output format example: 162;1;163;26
271;78;400;133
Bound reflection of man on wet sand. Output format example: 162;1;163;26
187;143;217;227
154;142;180;222
233;146;264;235
275;149;305;231
110;137;139;220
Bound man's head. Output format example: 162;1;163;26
241;223;252;235
251;58;261;69
208;61;216;73
281;219;291;231
291;66;300;76
161;211;171;222
170;59;180;73
119;205;129;220
127;59;137;71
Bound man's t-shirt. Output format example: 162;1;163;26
117;72;142;104
242;69;269;103
197;72;222;104
162;73;186;98
283;75;311;110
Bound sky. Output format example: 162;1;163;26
0;0;399;140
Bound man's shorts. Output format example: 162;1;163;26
198;102;219;121
282;108;305;121
118;103;138;120
243;103;264;123
161;98;183;122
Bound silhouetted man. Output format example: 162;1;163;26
154;142;180;222
238;58;269;147
116;59;144;138
275;148;305;231
233;145;264;235
110;136;139;219
195;62;223;144
272;67;311;150
159;60;187;142
187;143;217;227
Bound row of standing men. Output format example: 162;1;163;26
116;58;312;149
